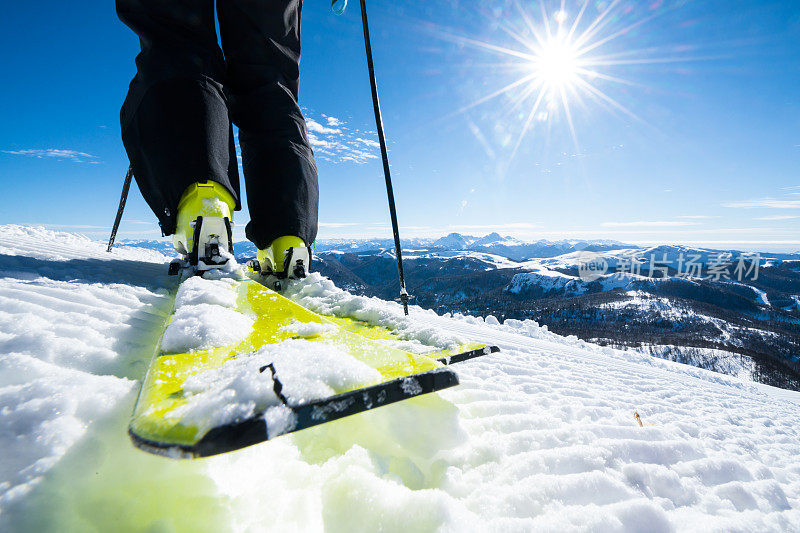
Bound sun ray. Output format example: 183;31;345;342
437;30;537;62
574;67;643;88
560;86;580;151
576;14;659;56
450;72;539;117
567;0;590;40
500;21;541;54
420;18;537;58
571;80;622;118
505;78;546;117
573;76;643;123
572;0;622;49
513;0;546;47
566;80;591;115
587;55;720;66
539;1;553;42
510;86;548;161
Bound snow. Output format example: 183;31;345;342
471;232;522;247
401;249;522;269
631;344;755;380
752;287;771;307
376;337;438;354
0;226;172;509
280;319;337;337
173;275;239;308
161;303;254;353
507;265;587;295
2;225;800;531
540;245;721;271
281;273;468;350
506;264;668;296
0;354;134;507
161;274;255;353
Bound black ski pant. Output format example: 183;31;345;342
117;0;319;249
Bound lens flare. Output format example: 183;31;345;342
433;0;700;163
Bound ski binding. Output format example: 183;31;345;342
248;246;310;291
168;216;234;276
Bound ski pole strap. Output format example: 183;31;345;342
107;166;134;253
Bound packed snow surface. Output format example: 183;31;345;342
1;225;799;532
174;276;240;308
161;274;255;353
280;319;337;337
281;274;467;350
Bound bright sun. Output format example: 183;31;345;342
438;1;692;159
532;37;581;91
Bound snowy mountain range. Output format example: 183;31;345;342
2;225;800;530
310;237;800;390
121;232;634;261
313;232;630;260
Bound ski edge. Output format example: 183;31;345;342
129;366;459;459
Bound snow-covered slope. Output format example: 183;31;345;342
1;226;799;531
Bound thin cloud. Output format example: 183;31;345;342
676;215;716;219
754;215;799;221
3;148;100;163
722;198;800;209
601;221;700;227
319;222;361;228
448;223;540;230
536;227;795;237
24;223;109;229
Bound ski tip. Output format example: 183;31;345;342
436;345;500;366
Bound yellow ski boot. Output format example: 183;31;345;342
169;181;236;274
254;235;310;284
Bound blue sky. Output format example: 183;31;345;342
1;0;799;251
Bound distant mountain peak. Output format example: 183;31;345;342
432;233;476;249
472;232;508;246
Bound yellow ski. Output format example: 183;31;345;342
130;277;487;458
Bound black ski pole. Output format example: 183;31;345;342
358;0;410;315
107;166;133;252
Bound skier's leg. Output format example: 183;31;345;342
217;0;319;274
116;0;241;244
